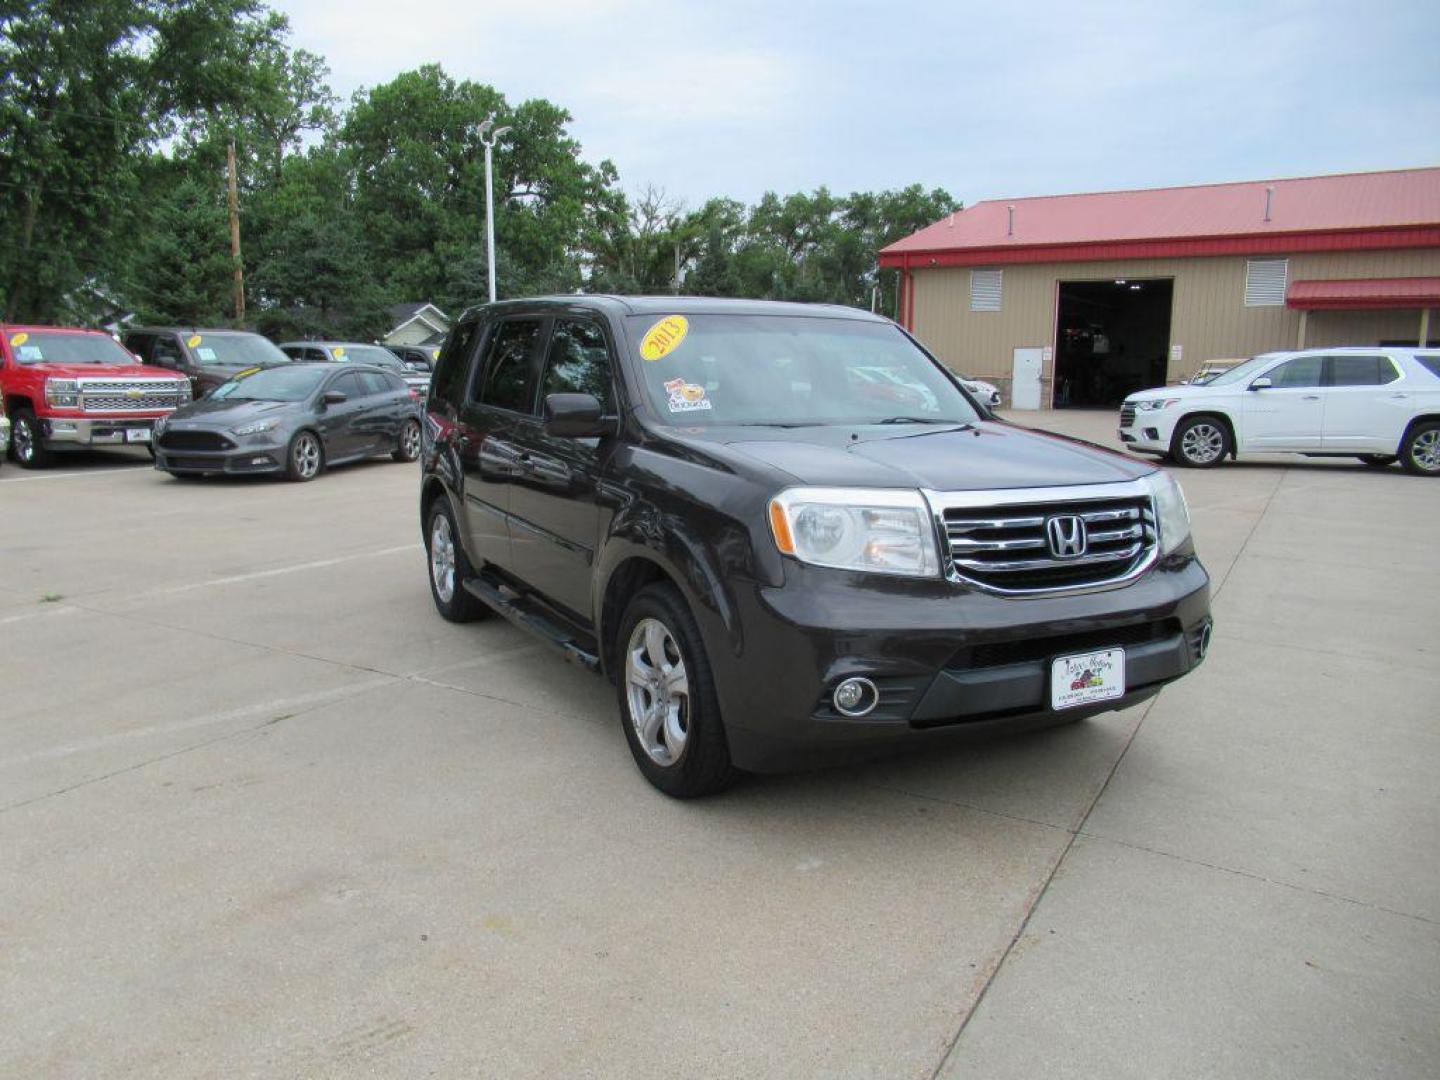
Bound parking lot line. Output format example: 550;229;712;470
149;543;423;597
0;465;148;483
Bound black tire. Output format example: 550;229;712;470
615;583;737;798
1170;415;1230;468
1400;421;1440;477
392;418;422;463
9;408;51;469
285;429;324;482
425;495;486;622
1358;454;1397;468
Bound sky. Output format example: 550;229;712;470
278;0;1440;211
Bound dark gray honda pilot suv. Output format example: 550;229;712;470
420;296;1212;797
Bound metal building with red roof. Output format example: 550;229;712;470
879;167;1440;409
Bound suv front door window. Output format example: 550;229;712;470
509;318;619;618
1242;354;1325;449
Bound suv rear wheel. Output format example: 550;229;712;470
425;495;486;622
1400;421;1440;477
616;583;737;798
1171;415;1229;468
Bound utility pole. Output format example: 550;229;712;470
477;119;512;304
227;139;245;323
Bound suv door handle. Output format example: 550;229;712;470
1302;395;1320;401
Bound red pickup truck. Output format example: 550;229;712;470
2;324;192;468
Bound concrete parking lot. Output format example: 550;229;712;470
2;411;1437;1078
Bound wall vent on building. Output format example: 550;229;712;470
1244;259;1288;307
970;269;1003;312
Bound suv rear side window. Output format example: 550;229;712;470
1327;355;1398;386
1413;354;1440;379
431;321;483;407
477;319;542;412
541;320;614;411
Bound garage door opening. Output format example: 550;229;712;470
1054;279;1173;407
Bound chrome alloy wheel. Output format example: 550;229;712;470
1412;429;1440;473
429;512;456;603
292;433;321;479
625;618;690;766
400;420;421;460
12;415;35;463
1180;422;1225;465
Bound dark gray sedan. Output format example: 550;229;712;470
152;363;422;482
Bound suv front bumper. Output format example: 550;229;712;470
41;416;163;449
1117;407;1183;455
708;553;1211;773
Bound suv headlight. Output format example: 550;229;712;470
1143;471;1192;556
1133;397;1180;411
45;378;79;407
768;487;941;577
231;419;279;436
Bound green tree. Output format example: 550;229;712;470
0;0;312;321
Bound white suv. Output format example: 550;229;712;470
1119;347;1440;476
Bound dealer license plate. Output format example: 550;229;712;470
1051;648;1126;710
125;428;151;444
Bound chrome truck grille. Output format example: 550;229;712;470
77;378;187;413
926;480;1158;595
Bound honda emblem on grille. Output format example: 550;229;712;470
1046;515;1087;558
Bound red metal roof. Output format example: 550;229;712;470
880;167;1440;268
1287;276;1440;310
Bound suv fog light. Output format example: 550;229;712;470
833;677;879;718
1144;427;1160;441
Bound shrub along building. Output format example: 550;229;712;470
879;167;1440;409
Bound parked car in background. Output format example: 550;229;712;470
123;327;293;398
278;340;430;395
154;362;422;482
3;325;191;468
0;385;10;464
958;375;1003;407
1120;347;1440;475
420;296;1211;797
389;343;440;373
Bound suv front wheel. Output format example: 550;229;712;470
1171;415;1230;468
617;583;737;798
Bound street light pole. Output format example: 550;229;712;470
477;119;512;304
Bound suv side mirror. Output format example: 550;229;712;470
1248;377;1273;391
544;393;611;438
322;390;347;406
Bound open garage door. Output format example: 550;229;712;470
1054;279;1173;407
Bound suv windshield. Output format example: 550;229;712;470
191;333;290;368
1204;353;1286;387
328;344;406;372
212;366;328;402
626;314;982;427
8;331;137;366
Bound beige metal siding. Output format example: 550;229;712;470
909;247;1440;403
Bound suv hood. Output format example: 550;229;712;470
690;420;1154;491
15;363;185;380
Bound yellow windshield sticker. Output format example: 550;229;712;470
640;315;688;361
187;334;202;347
332;346;346;359
234;367;261;379
9;332;28;347
431;348;440;359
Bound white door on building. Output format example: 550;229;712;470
1011;347;1044;410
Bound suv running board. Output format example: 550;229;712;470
462;575;602;674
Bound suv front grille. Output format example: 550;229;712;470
932;482;1158;595
77;378;185;413
1119;405;1136;427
